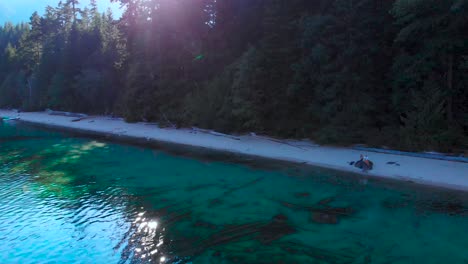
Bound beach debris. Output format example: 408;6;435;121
250;134;309;150
354;146;468;163
71;117;87;122
191;127;241;140
46;109;87;118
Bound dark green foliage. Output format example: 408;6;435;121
0;0;466;152
0;23;29;108
0;3;123;112
391;0;468;151
187;46;261;132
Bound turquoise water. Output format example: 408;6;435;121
1;122;468;264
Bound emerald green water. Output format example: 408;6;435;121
1;122;467;264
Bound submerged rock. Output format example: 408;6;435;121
193;220;218;230
310;212;338;224
294;192;310;198
208;198;223;207
257;214;297;244
272;213;288;223
420;200;467;216
381;198;409;209
310;207;355;224
317;197;335;206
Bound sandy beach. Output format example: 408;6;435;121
1;109;467;191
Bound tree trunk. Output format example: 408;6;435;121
447;53;454;123
27;78;32;105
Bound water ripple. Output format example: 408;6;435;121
2;124;468;264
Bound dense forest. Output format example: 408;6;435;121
0;0;467;152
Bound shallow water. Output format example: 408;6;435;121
1;122;468;264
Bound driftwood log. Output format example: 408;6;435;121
46;109;88;119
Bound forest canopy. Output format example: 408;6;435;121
0;0;467;152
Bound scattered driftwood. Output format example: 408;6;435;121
46;109;88;119
158;113;177;128
191;127;241;140
251;134;310;150
71;117;87;122
354;146;468;163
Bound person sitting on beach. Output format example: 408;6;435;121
354;154;373;171
354;154;364;168
364;155;370;166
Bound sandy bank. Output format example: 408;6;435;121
1;110;468;191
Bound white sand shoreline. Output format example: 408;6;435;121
2;110;468;191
